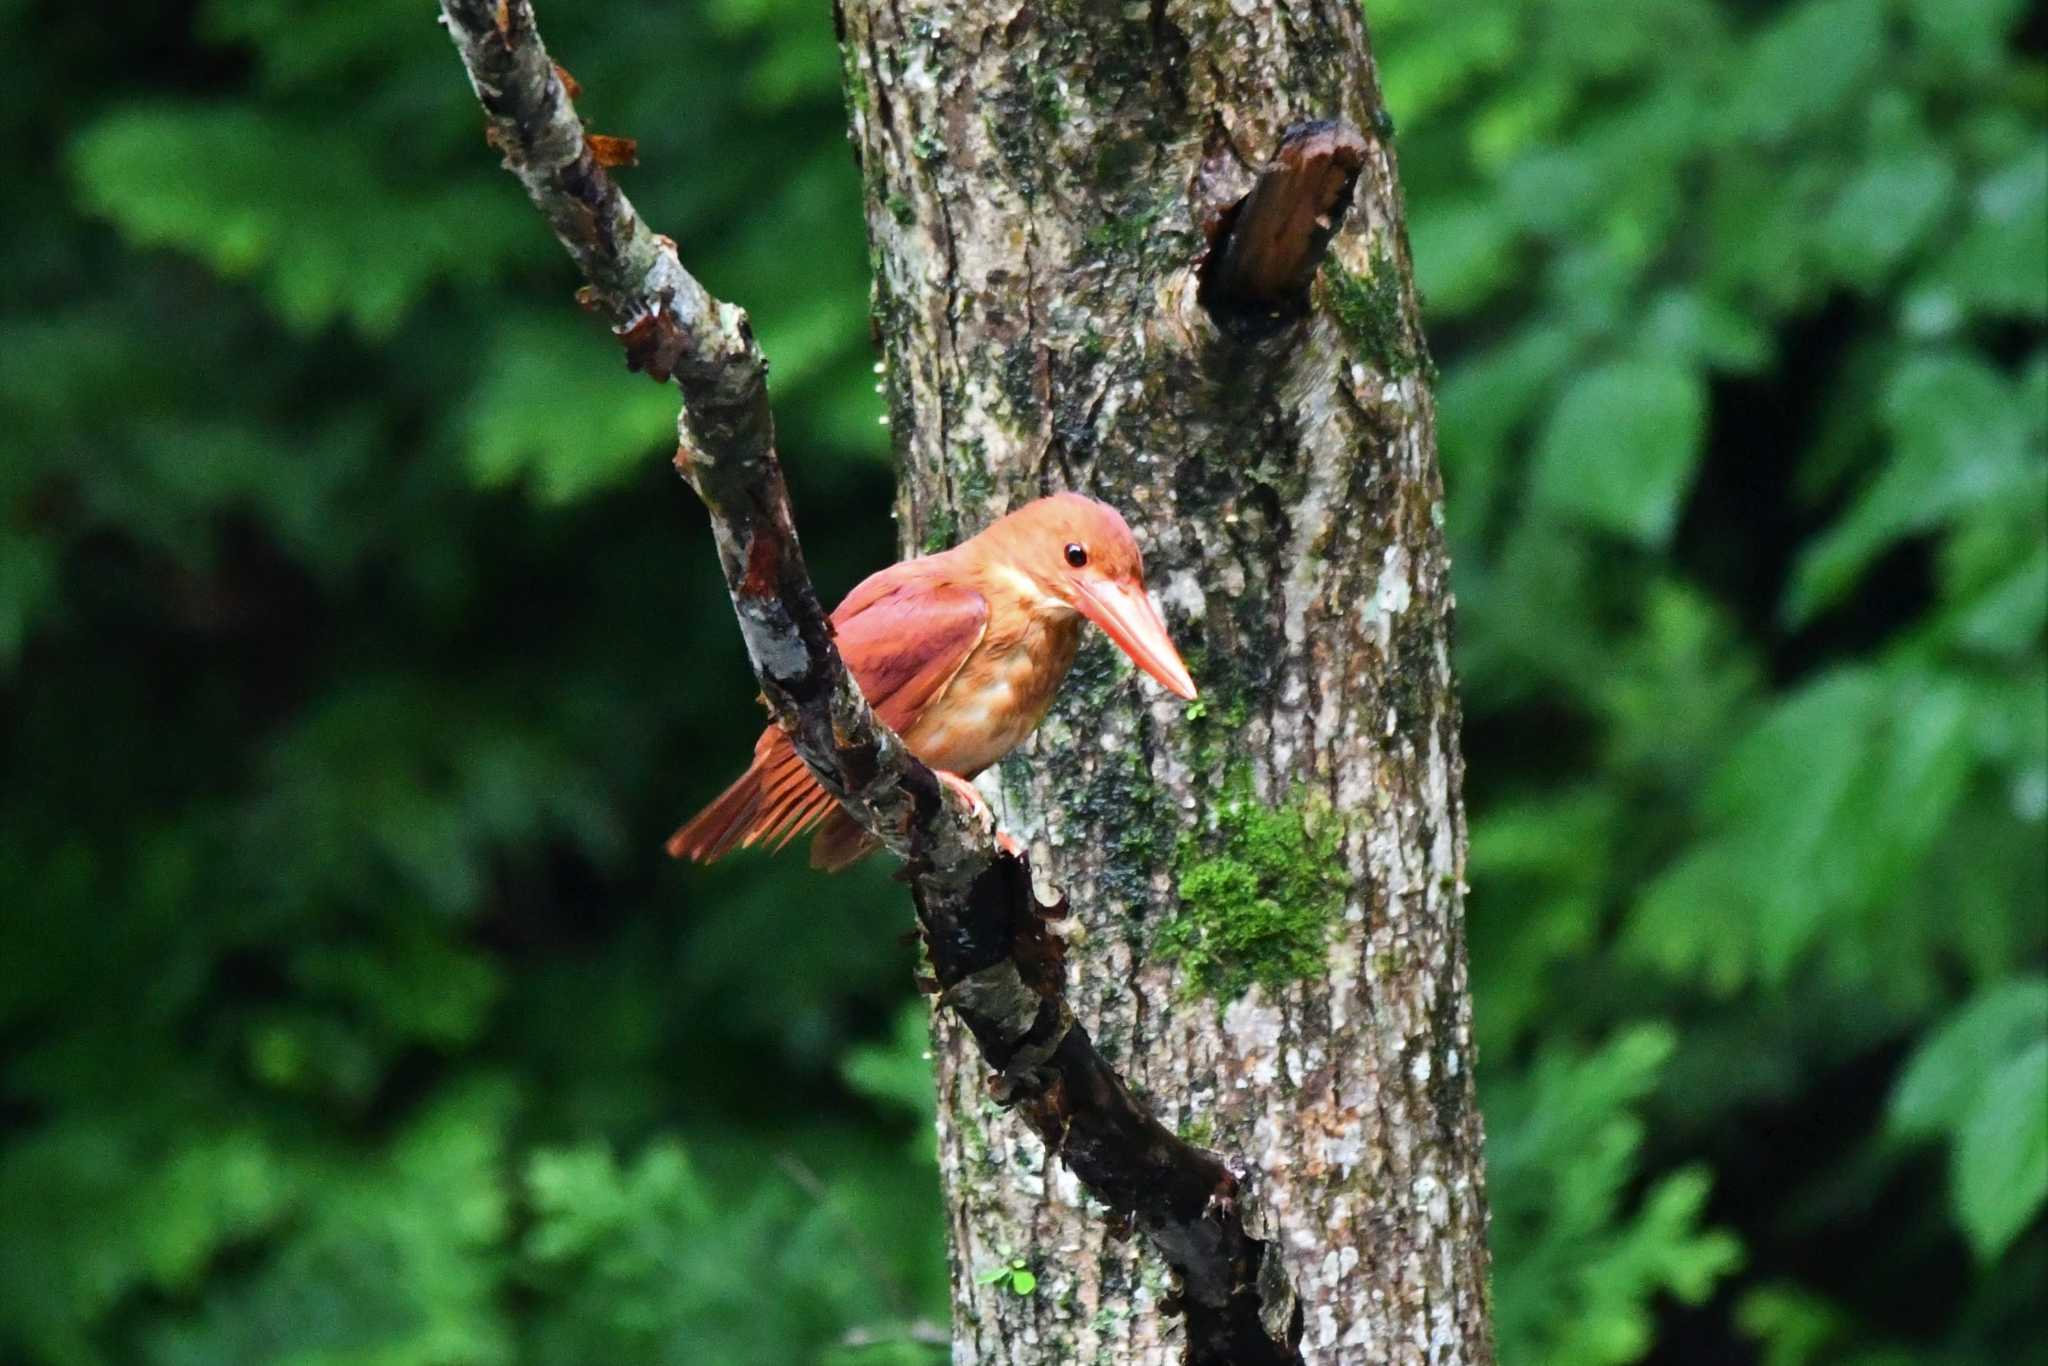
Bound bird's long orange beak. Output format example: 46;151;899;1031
1074;579;1198;700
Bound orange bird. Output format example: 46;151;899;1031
668;493;1198;871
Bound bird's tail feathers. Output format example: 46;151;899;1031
665;734;839;863
808;810;880;871
664;767;762;862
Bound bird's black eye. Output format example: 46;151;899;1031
1064;542;1088;568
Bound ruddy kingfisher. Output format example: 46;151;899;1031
668;492;1198;870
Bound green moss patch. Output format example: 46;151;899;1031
1321;244;1432;381
1159;776;1348;1002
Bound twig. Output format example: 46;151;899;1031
840;1320;951;1349
775;1151;917;1316
436;5;1304;1361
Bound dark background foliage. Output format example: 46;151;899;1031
1;1;2041;1362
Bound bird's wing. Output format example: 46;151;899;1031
831;566;989;734
794;574;986;870
666;566;985;867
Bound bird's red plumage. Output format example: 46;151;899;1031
666;493;1191;871
665;565;989;868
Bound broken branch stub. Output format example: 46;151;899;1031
1197;119;1370;335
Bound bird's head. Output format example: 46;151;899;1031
977;492;1198;701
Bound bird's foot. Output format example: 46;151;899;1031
935;770;1023;860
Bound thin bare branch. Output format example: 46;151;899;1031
438;0;971;884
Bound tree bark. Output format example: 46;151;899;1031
838;2;1493;1362
439;4;1330;1361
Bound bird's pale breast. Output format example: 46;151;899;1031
904;611;1082;777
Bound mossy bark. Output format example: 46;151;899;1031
836;1;1492;1359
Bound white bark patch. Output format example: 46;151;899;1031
1161;568;1207;620
1320;1127;1366;1177
736;614;811;679
1372;542;1413;641
1224;992;1285;1090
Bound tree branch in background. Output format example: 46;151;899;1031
435;3;1305;1360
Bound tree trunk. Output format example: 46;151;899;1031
837;2;1493;1361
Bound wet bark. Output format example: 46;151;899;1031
838;2;1494;1362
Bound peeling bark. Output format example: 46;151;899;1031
839;1;1494;1361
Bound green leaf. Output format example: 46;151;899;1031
1723;0;1885;142
1892;978;2048;1138
1008;1269;1038;1295
292;932;503;1049
1903;0;2030;73
1468;789;1618;1050
1702;158;1839;311
1437;326;1577;544
840;1003;937;1122
1636;667;1981;986
1531;358;1707;546
198;0;431;91
461;316;679;504
1411;198;1519;317
1374;0;1515;126
69;106;530;335
1954;1040;2048;1259
1736;1284;1854;1366
0;532;56;670
1640;290;1774;373
1950;543;2048;654
1787;353;2040;623
0;1121;301;1359
1915;150;2048;323
1485;1026;1742;1366
1636;1169;1742;1302
525;1141;713;1267
1821;151;1956;288
145;1084;516;1366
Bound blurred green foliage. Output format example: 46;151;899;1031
4;2;935;1363
1378;0;2047;1357
0;1;2040;1364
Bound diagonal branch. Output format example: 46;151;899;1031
436;4;1304;1361
437;0;967;883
